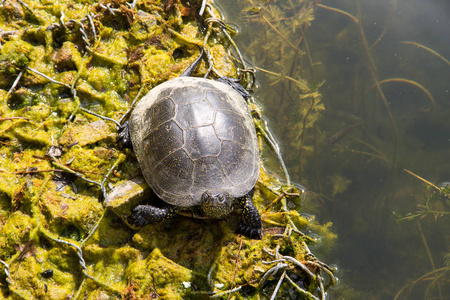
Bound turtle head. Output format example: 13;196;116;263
201;192;233;219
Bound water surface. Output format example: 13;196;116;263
220;0;450;298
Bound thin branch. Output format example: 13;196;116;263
0;117;30;122
6;69;24;100
26;67;72;89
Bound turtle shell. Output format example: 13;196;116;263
129;77;259;208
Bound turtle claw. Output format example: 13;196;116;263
235;223;262;240
127;205;150;227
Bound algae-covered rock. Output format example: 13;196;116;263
58;120;115;147
0;0;335;299
104;178;150;213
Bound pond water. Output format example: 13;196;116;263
219;0;450;298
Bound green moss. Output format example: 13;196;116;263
46;247;80;273
129;11;159;42
0;0;334;299
139;48;175;85
84;245;141;289
124;248;193;299
10;104;56;144
14;256;47;299
0;211;35;259
55;98;78;119
0;40;34;75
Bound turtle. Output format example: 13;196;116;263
119;49;262;239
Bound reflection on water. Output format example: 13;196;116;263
221;0;449;298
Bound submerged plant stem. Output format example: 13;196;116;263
369;0;397;50
400;41;450;66
402;169;441;191
255;66;310;92
416;221;436;271
394;267;448;300
376;78;435;110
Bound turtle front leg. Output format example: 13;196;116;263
128;204;177;227
235;188;262;240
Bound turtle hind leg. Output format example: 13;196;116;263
118;121;133;149
235;188;262;240
217;77;251;99
128;204;177;227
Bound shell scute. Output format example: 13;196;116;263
218;140;256;186
144;97;176;131
184;125;221;160
175;99;215;129
143;120;184;166
193;156;231;192
169;86;207;105
153;149;194;198
205;89;236;111
214;110;251;147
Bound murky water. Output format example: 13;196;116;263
220;0;450;298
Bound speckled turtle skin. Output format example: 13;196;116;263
128;76;262;239
130;77;259;207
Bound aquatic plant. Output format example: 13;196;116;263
315;1;400;168
393;170;450;300
227;0;325;186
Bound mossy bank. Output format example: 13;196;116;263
0;0;336;299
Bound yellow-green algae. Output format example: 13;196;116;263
0;0;336;299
